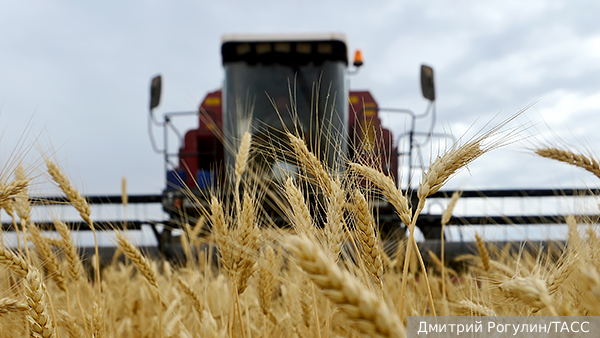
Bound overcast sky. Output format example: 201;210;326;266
2;0;600;201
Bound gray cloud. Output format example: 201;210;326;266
0;0;599;199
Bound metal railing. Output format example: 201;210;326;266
2;188;596;231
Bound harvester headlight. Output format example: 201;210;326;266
236;43;251;55
296;43;311;54
256;43;272;55
274;43;291;53
317;43;333;54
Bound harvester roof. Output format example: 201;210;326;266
221;33;348;65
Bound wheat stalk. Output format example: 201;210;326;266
287;235;406;338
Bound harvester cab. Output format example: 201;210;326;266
148;33;436;242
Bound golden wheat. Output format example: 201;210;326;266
3;107;600;337
25;267;57;338
287;235;406;338
0;297;28;315
536;147;600;180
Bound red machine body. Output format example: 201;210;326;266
173;90;398;191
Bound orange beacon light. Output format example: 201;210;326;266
353;49;363;67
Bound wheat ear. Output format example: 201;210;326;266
417;141;483;199
92;301;105;338
455;300;496;317
284;178;316;239
566;215;581;249
0;179;29;205
575;264;600;315
441;190;461;226
475;232;491;273
288;133;332;196
548;259;576;295
500;276;557;315
116;231;158;289
121;176;128;206
0;297;28;314
28;224;66;292
1;198;17;248
176;277;203;317
46;160;101;301
325;177;345;261
401;137;494;317
234;131;252;216
46;160;92;225
235;131;252;185
234;193;260;294
25;267;57;338
57;309;86;338
257;245;278;318
0;245;29;277
14;166;32;259
440;190;461;299
287;235;406;338
116;231;163;338
353;189;384;285
349;163;411;226
122;176;128;230
210;197;235;274
535;147;600;180
53;220;84;282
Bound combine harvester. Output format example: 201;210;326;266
12;33;591;262
147;33;437;248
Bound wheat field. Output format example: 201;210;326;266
1;117;599;338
